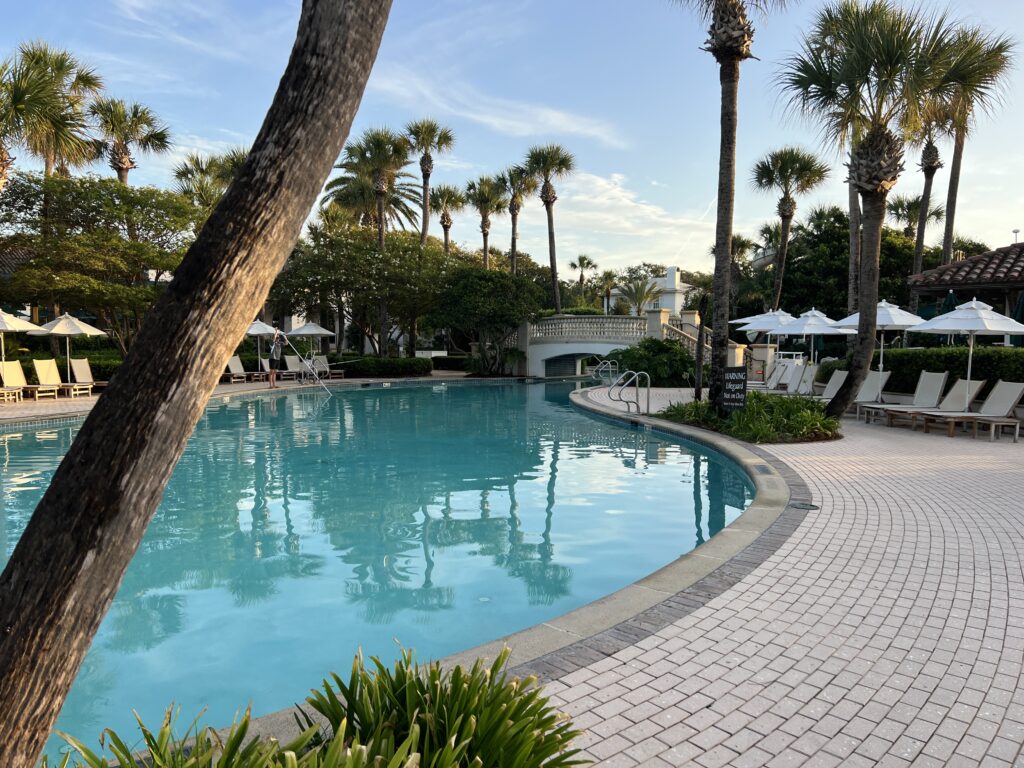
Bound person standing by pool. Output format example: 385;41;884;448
268;328;286;389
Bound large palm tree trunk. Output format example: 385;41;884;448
0;6;390;764
482;226;490;269
909;166;937;313
510;210;519;274
940;130;965;265
847;180;861;313
771;213;793;310
419;158;430;245
709;58;740;413
545;203;562;313
442;225;451;255
827;190;884;418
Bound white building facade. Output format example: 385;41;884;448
610;266;695;316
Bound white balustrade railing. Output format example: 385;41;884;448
529;315;646;342
663;323;713;356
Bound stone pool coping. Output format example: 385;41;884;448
242;385;811;743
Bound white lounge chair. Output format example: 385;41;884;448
261;357;298;381
33;358;92;398
763;361;791;391
922;381;1024;440
861;371;948;424
812;369;848;402
789;364;819;396
881;378;986;430
222;355;248;384
0;361;58;400
313;355;345;380
852;371;892;419
70;358;108;391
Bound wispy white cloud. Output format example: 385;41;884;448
368;63;627;149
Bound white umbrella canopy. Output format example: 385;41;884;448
912;298;1024;410
731;310;773;325
737;309;795;334
287;322;335;337
0;309;43;364
28;313;107;381
761;308;853;364
246;320;278;361
837;300;924;373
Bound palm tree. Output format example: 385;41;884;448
405;119;454;244
16;42;102;177
938;27;1014;264
429;183;465;255
751;147;830;310
618;277;663;317
782;0;952;417
569;254;597;298
596;269;617;314
675;0;787;413
525;144;574;313
464;175;509;269
0;59;69;193
322;167;420;231
907;122;942;313
173;147;249;212
90;97;171;183
886;193;943;240
497;164;537;274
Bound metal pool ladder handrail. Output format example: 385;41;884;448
592;359;619;384
608;370;651;414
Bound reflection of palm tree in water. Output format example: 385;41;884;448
693;454;705;548
707;460;726;538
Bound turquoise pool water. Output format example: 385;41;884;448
0;381;752;754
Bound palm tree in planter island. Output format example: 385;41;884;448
525;143;574;313
464;175;509;269
751;146;830;310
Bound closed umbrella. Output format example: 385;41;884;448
247;319;277;364
760;308;853;364
836;300;923;373
911;298;1024;410
0;310;42;364
28;313;107;382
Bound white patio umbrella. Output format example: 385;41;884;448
247;319;277;362
0;309;43;364
730;310;774;325
910;298;1024;410
28;313;107;382
836;300;924;373
288;321;335;355
760;308;853;364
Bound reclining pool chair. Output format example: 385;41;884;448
222;355;249;384
261;357;299;381
851;371;892;420
811;369;848;403
71;358;108;391
922;380;1024;441
0;361;59;400
881;377;985;430
861;370;948;425
33;358;92;398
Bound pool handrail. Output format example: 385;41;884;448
608;369;651;414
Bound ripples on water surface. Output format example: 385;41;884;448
0;381;752;753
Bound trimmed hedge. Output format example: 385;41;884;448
335;356;433;378
431;355;467;371
816;347;1024;396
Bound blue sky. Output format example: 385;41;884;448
5;0;1024;274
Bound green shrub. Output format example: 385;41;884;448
432;355;468;371
47;707;422;768
300;648;584;768
814;347;1024;396
335;357;433;378
607;337;695;387
660;391;840;443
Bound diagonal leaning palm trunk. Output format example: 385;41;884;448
0;3;391;764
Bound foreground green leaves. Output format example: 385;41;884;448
300;648;584;768
661;391;840;443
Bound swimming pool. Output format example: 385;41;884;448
0;380;752;752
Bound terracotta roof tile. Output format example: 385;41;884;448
0;246;33;276
909;243;1024;291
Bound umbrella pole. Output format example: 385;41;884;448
966;333;975;411
66;337;71;383
1;331;4;365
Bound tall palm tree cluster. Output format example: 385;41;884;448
0;41;171;191
318;123;577;313
693;0;1012;416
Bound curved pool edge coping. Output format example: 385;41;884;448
242;385;812;744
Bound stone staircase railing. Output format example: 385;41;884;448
663;323;713;357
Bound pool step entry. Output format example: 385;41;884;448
608;370;651;414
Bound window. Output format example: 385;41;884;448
652;299;660;309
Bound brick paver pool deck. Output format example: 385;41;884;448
546;388;1024;767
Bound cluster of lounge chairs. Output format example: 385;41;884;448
762;361;1023;442
0;358;104;403
220;355;344;385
